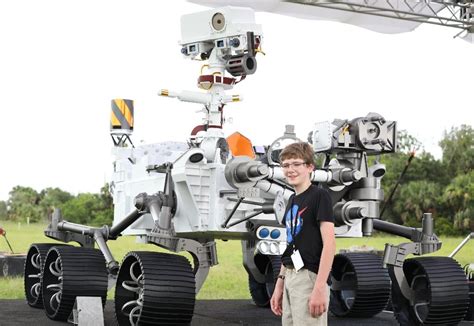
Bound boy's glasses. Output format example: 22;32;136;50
281;161;307;170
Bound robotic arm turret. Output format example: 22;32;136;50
224;112;396;237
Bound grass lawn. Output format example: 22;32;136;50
0;220;472;300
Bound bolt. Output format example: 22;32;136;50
257;165;268;175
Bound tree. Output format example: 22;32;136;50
439;125;474;176
379;131;449;223
94;183;114;225
380;130;449;186
7;186;43;222
60;185;114;226
442;170;474;232
39;187;73;220
0;201;7;220
60;193;101;225
397;130;422;154
99;183;113;210
393;180;443;226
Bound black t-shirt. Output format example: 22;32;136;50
281;185;334;273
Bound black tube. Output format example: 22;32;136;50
341;170;360;183
109;209;143;239
248;165;267;178
219;190;238;197
236;163;267;182
373;219;414;240
247;31;255;56
221;197;244;228
226;210;262;228
348;207;364;219
261;204;274;214
380;152;415;217
227;197;264;206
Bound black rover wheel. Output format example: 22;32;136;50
24;243;67;308
41;246;108;321
114;251;196;326
330;252;391;317
248;254;281;307
390;256;470;326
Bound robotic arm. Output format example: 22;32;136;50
225;112;397;237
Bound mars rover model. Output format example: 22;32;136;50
23;6;472;326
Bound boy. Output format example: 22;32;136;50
270;142;336;326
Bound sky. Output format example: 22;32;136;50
0;0;473;201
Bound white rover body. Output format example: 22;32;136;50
23;7;472;326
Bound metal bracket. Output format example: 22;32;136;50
147;228;179;250
383;242;420;268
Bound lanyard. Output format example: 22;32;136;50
289;196;297;248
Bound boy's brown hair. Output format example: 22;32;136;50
279;142;316;167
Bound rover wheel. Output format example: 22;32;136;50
24;243;68;308
466;275;474;322
248;254;281;307
115;251;195;326
391;256;469;326
330;253;391;317
41;246;108;321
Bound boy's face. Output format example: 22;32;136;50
281;157;314;187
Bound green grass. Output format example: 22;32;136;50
0;221;472;300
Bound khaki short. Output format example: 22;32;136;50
282;268;330;326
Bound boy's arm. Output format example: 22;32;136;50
270;265;286;316
309;221;336;317
315;221;336;288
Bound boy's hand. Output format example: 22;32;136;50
270;279;284;316
308;283;328;317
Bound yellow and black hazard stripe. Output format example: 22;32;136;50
111;99;134;130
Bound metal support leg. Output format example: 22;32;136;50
181;240;218;293
45;209;120;279
93;230;119;275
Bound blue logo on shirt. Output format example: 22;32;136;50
285;204;305;243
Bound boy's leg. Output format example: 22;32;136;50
284;269;329;326
282;269;293;326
